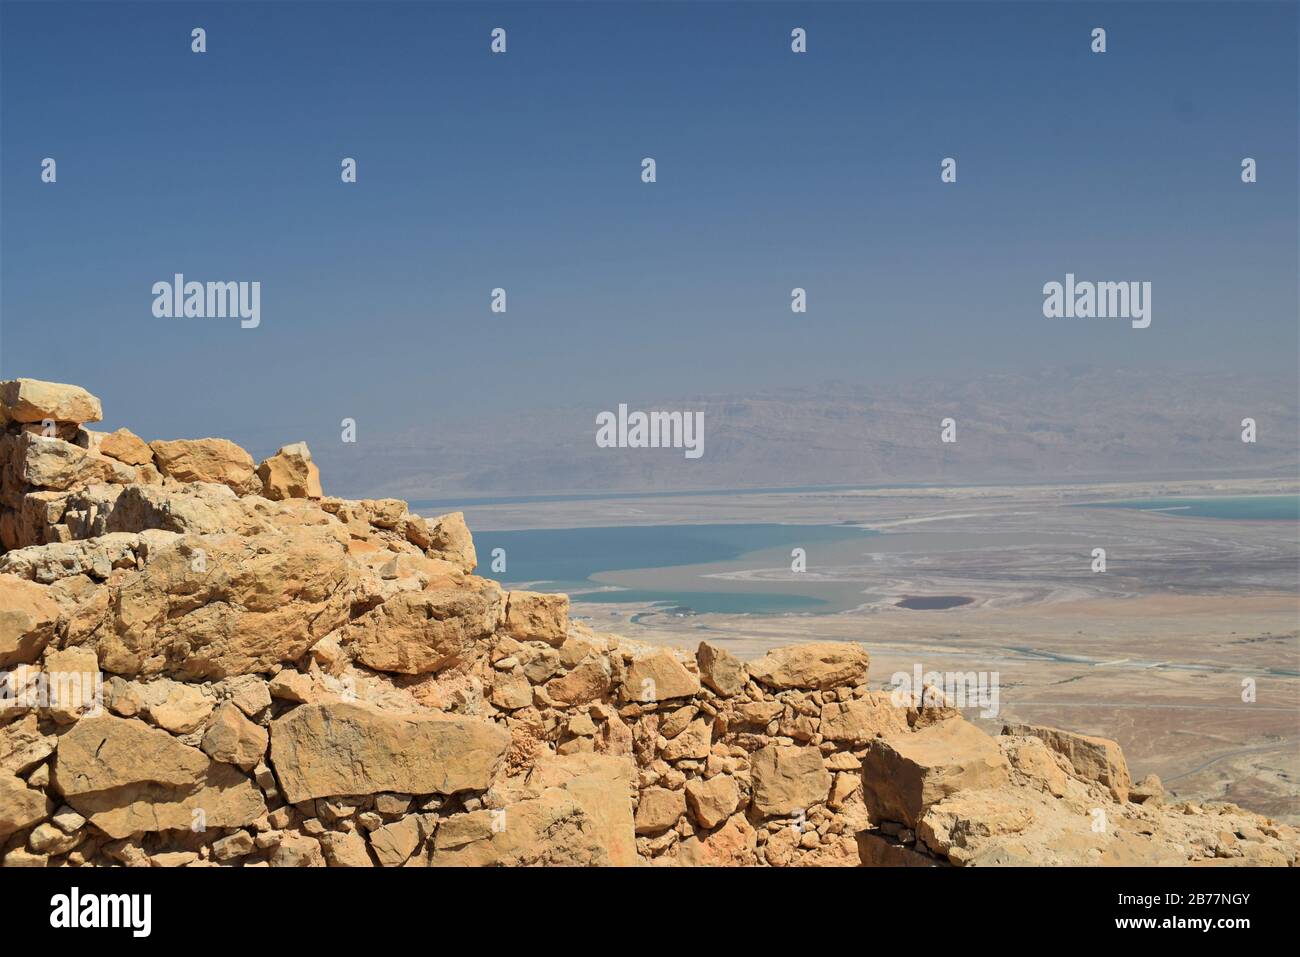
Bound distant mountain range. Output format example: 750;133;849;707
311;368;1300;500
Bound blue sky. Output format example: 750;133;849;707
2;1;1296;455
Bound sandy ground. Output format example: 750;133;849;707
462;479;1300;822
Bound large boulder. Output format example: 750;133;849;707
50;714;265;839
1;433;133;495
0;771;51;838
257;442;322;500
424;511;477;573
149;438;259;494
501;591;568;645
1002;723;1132;802
820;693;910;745
347;578;503;675
524;753;637;866
748;641;869;691
696;641;746;697
269;702;511;803
750;744;832;817
0;574;61;667
622;651;700;702
861;720;1010;827
0;379;102;426
74;528;355;680
98;428;153;466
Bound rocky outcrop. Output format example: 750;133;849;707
0;378;1296;868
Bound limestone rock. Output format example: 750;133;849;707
0;574;60;667
696;641;746;697
1003;723;1132;802
0;379;102;426
685;774;740;829
750;745;832;817
749;641;870;691
525;753;638;867
86;529;355;680
634;786;684;834
862;720;1010;827
269;702;511;803
0;714;57;775
99;428;153;466
348;579;502;675
257;442;322;500
149;438;259;494
202;703;269;771
502;591;569;646
0;771;51;838
430;788;610;866
424;511;477;573
624;651;700;702
820;693;910;745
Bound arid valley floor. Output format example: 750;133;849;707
461;479;1300;823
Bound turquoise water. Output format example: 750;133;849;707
1078;495;1300;521
476;523;876;615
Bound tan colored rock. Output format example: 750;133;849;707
635;786;684;834
525;753;638;867
269;833;325;867
98;428;153;466
424;511;477;573
41;645;102;724
0;714;57;775
502;591;569;646
269;702;511;803
820;693;910;745
430;788;611;866
750;745;832;817
545;654;613;706
748;641;869;691
1131;773;1164;806
0;771;51;838
256;442;322;500
623;651;700;703
0;574;59;667
659;717;712;761
916;790;1037;858
144;680;213;734
51;715;265;839
368;815;424;866
149;438;259;494
0;379;102;426
2;434;133;492
319;830;373;867
685;774;740;829
999;735;1070;798
348;579;503;675
202;703;269;771
1003;723;1132;802
53;714;208;796
87;529;355;680
677;813;757;866
696;641;746;697
862;720;1010;827
489;671;532;711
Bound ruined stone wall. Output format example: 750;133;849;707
2;378;1296;868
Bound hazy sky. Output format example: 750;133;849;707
2;1;1296;457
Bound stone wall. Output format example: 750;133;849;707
1;378;1297;867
